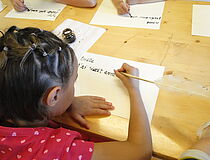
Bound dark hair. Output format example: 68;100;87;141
0;26;75;124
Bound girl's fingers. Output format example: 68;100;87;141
89;98;114;110
117;66;125;72
14;5;26;11
95;102;115;110
87;96;114;109
117;1;129;15
90;96;106;101
15;0;25;8
114;69;123;79
89;109;111;116
126;3;130;10
71;114;89;129
122;4;129;13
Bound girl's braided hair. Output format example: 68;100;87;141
0;26;75;124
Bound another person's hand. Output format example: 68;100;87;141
126;0;164;5
115;63;139;91
200;125;210;139
68;96;114;129
113;0;130;15
10;0;27;12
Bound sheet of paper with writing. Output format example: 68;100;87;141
192;5;210;37
5;0;65;21
90;0;165;29
53;19;106;56
0;1;6;12
75;52;165;122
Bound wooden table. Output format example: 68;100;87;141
1;0;210;159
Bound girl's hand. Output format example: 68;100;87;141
114;0;130;15
67;96;115;129
115;63;139;91
10;0;26;12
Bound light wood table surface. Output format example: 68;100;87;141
1;0;210;159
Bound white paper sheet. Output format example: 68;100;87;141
0;1;6;12
90;0;165;29
192;5;210;37
75;52;165;122
5;0;65;21
53;19;106;57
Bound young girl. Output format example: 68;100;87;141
0;26;152;160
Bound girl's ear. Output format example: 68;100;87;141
43;86;62;107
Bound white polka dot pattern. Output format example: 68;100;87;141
0;127;94;160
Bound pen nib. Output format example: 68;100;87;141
128;13;133;18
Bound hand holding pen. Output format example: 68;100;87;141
10;0;29;12
112;0;130;15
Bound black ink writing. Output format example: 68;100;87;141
39;10;46;13
89;66;103;73
78;63;87;70
79;63;115;77
29;9;38;12
146;21;159;24
26;8;58;17
130;16;138;18
47;11;58;14
139;16;161;20
127;15;161;25
104;70;115;76
80;56;94;63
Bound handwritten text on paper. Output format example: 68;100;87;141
79;56;115;77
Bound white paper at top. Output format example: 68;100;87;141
5;0;66;21
75;52;165;122
90;0;165;29
53;19;106;57
0;1;6;12
192;5;210;37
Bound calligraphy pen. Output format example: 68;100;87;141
128;12;133;18
120;72;210;98
24;5;30;11
127;7;133;18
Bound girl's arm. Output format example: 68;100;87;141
91;63;152;160
126;0;164;5
55;0;97;8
